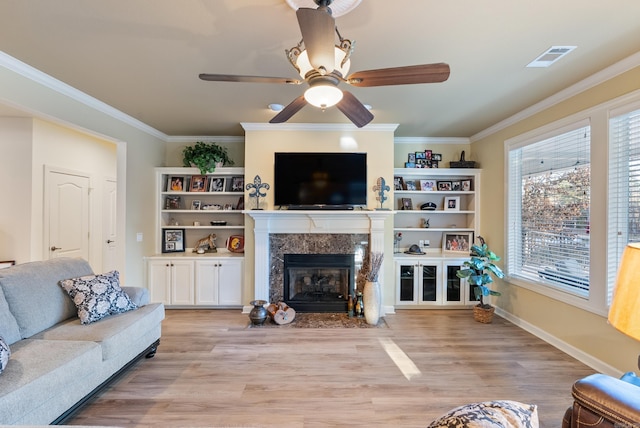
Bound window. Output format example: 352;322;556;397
507;122;591;296
608;106;640;304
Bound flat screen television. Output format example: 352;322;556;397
274;152;367;209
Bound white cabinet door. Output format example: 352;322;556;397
195;260;219;305
170;260;195;305
218;259;243;306
147;260;172;305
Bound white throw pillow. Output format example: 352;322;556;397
428;400;539;428
59;270;137;325
0;336;10;374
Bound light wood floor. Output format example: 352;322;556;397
68;309;595;427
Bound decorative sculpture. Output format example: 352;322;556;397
246;175;270;210
194;233;217;253
373;177;391;210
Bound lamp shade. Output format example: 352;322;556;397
608;243;640;341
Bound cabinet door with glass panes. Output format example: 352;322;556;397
395;258;442;306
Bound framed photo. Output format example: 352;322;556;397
432;153;442;161
451;180;462;191
415;151;426;160
209;177;226;192
401;197;413;210
425;150;432;160
437;181;452;191
431;160;439;168
419;179;437;191
394;176;405;190
167;176;186;192
404;162;416;168
408;152;416;163
405;180;417;191
162;228;185;253
444;196;460;211
443;233;473;254
191;200;201;210
236;195;245;210
231;176;244;192
189;175;207;192
461;179;472;191
165;195;182;210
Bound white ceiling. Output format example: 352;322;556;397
0;0;639;138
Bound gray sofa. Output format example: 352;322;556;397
0;257;165;425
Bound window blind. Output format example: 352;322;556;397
608;107;640;304
507;124;590;295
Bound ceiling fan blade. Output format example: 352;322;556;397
269;95;308;124
346;63;450;87
296;7;335;74
336;91;374;128
199;73;302;85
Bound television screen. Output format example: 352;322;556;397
274;152;367;208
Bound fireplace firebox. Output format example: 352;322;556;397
283;254;355;312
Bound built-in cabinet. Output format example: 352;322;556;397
146;256;243;307
395;257;474;307
148;167;245;308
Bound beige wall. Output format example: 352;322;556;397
241;124;396;309
473;66;640;375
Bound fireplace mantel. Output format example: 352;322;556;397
245;210;393;302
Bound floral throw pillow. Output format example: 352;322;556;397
59;271;137;325
428;400;539;428
0;336;10;375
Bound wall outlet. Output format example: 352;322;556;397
424;239;430;247
136;232;143;242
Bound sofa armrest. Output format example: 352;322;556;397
122;286;150;306
570;373;640;426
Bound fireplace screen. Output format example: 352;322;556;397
283;254;355;312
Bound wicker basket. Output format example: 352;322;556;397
473;305;495;323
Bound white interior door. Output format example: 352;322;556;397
103;178;117;271
45;168;90;260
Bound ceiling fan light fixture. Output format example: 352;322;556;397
304;84;343;108
293;46;351;79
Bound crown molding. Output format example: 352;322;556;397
0;50;168;141
471;50;640;142
165;135;245;143
241;122;399;132
394;137;469;145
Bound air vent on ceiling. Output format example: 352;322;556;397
527;46;577;68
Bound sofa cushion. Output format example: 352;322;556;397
0;258;94;338
0;336;9;374
33;303;164;361
0;338;102;425
121;286;150;307
0;287;21;345
59;270;137;325
428;400;539;428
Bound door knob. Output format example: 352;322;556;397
50;246;61;251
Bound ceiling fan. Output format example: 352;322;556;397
199;0;450;128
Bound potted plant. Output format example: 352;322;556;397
182;141;234;174
456;236;505;323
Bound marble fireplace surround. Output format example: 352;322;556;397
245;211;391;311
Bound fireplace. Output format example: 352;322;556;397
284;254;355;312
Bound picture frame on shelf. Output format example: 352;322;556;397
162;228;185;253
236;195;245;210
394;176;405;190
165;195;182;210
419;179;437;191
432;153;442;161
191;200;201;210
415;151;426;160
407;153;416;163
461;179;472;191
405;162;416;168
189;175;207;192
167;176;186;192
437;181;452;191
425;150;432;160
443;232;473;254
451;180;462;191
401;197;413;210
405;180;417;191
209;177;226;192
231;176;244;192
431;160;439;168
444;196;460;211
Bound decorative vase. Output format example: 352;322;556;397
473;304;495;324
363;280;381;325
355;292;364;318
249;300;268;325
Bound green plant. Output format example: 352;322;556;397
182;141;234;174
456;236;505;309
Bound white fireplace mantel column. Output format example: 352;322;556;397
245;210;393;302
